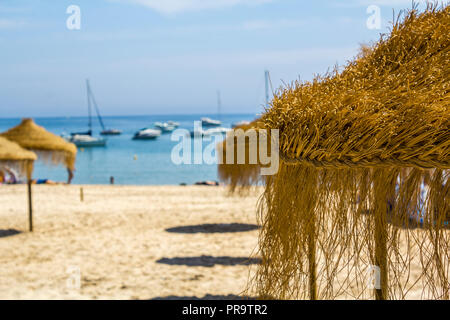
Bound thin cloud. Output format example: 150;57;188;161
242;19;309;31
0;5;31;13
116;47;359;70
333;0;429;8
114;0;273;14
0;19;26;29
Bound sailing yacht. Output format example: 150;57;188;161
68;80;107;147
201;91;222;127
69;134;107;147
201;117;221;127
87;81;122;136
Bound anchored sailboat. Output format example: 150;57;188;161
68;80;107;147
88;81;122;136
201;91;222;127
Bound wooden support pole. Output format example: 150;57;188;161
374;171;388;300
374;214;387;300
27;179;33;232
308;216;317;300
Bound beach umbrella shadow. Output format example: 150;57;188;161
156;255;261;267
0;229;22;238
165;223;260;234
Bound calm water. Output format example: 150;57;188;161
0;114;255;185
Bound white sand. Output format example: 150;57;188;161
0;185;262;299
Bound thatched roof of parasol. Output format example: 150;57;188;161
0;136;37;178
263;4;449;170
1;118;77;170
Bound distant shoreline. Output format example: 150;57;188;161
0;113;258;121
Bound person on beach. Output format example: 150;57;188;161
0;167;18;184
67;169;74;184
195;181;219;186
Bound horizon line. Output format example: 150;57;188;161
0;112;259;121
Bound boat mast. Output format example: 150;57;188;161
86;79;92;135
88;82;106;131
264;70;270;109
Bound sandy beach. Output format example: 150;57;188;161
0;185;262;299
0;184;445;300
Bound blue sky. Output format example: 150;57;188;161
0;0;429;117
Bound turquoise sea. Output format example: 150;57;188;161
0;114;255;185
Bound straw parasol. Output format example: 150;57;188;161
0;136;37;231
0;136;36;178
246;4;449;300
1;118;77;171
1;118;77;231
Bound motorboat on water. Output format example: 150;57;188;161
133;128;161;140
167;121;180;127
154;122;177;133
101;128;122;135
231;120;251;128
68;134;106;147
189;127;231;138
201;117;221;127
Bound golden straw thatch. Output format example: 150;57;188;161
245;4;449;300
0;136;37;179
1;118;77;170
218;118;266;193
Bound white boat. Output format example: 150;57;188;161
69;134;106;147
201;91;223;127
190;127;231;138
201;117;221;127
231;120;251;128
68;79;114;148
101;129;122;136
154;122;176;133
167;121;180;127
206;127;231;135
133;128;161;140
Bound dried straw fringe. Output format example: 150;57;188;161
33;150;76;171
249;164;449;299
217;119;268;194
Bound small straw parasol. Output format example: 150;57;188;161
1;118;77;171
0;136;37;231
1;118;77;231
